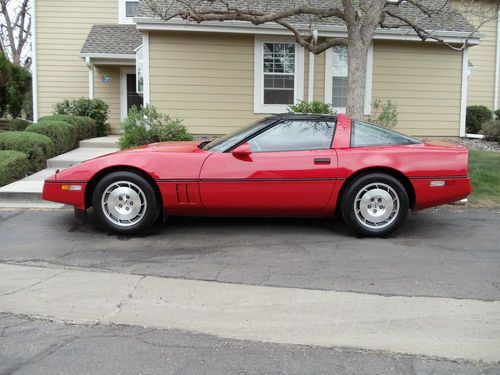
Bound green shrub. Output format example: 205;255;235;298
54;98;109;136
288;100;335;114
0;131;54;172
8;118;31;131
0;150;29;187
39;115;96;141
119;105;193;149
367;99;398;129
494;109;500;121
466;105;493;134
481;120;500;141
25;121;76;155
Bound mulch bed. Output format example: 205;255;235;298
447;138;500;152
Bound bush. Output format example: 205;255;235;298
54;98;109;136
494;109;500;121
39;115;96;141
288;100;335;114
367;99;398;128
0;53;32;118
0;150;29;187
8;118;31;131
466;106;493;134
481;120;500;141
0;131;54;172
25;121;76;155
119;106;193;149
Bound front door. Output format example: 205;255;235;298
199;119;338;216
120;68;143;122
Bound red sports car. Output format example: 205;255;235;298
42;114;471;237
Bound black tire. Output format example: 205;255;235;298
92;171;160;234
341;173;409;237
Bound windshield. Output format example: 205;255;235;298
202;118;275;152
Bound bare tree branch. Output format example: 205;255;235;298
0;0;31;66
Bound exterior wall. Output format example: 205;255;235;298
371;41;463;137
93;66;121;134
453;0;498;110
149;31;261;135
35;0;118;119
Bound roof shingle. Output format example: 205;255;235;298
81;25;143;56
135;0;476;34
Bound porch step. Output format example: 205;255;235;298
46;147;118;169
79;135;120;149
0;169;58;203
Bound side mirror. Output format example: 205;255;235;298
232;142;252;158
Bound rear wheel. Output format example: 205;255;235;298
341;173;409;237
92;171;159;234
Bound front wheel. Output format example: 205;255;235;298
341;173;409;237
92;171;160;234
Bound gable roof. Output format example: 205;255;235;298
135;0;476;34
81;25;143;56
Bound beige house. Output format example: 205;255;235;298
32;0;497;138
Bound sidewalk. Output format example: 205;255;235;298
0;263;499;363
0;136;119;208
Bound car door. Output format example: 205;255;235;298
199;119;339;216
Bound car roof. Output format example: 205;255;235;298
267;113;339;122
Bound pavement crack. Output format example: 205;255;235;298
0;271;67;297
98;276;146;323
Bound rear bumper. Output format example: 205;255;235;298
412;177;471;210
42;181;87;210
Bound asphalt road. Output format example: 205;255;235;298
0;206;499;301
1;313;499;375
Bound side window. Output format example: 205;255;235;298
351;121;420;147
248;120;335;152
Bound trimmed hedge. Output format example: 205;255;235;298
0;150;29;187
466;106;493;134
25;121;76;155
0;131;54;172
39;115;96;141
8;118;31;131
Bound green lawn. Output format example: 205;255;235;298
468;150;500;207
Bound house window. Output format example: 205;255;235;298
254;40;304;114
119;0;139;24
326;46;348;112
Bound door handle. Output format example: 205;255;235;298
314;158;331;165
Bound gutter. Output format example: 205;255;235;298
134;18;482;45
494;6;500;111
31;0;38;121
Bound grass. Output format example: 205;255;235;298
468;150;500;207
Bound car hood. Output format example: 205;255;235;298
121;141;203;154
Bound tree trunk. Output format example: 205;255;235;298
345;39;369;120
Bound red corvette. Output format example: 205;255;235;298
42;114;471;237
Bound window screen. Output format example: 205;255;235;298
263;42;295;105
351;121;421;147
125;1;138;17
248;120;335;152
331;46;348;108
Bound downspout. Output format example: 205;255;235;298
85;57;94;99
31;0;38;121
494;7;500;111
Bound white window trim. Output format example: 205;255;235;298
254;39;304;114
324;43;373;115
119;0;139;24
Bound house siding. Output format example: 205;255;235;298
371;41;463;137
453;0;499;110
149;31;262;135
35;0;118;119
93;66;121;132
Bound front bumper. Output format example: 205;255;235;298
42;180;87;210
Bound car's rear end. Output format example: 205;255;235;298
410;140;471;210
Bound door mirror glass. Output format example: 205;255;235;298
232;142;252;157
